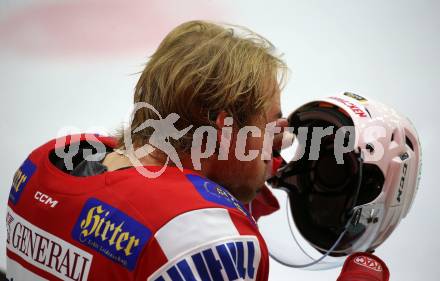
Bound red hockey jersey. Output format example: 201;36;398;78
6;135;270;281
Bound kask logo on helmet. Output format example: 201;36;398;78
329;96;369;118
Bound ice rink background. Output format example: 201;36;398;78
1;0;439;280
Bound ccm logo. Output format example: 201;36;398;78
34;191;58;208
353;256;383;272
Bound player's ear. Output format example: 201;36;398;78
214;111;235;157
215;111;230;129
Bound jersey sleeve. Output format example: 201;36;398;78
137;208;268;281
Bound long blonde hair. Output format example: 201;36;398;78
120;20;287;152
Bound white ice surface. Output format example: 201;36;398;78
1;1;439;280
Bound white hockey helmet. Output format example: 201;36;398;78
259;92;422;270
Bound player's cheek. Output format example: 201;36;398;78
264;158;273;179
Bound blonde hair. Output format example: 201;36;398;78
121;20;287;152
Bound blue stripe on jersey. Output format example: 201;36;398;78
177;260;197;281
192;253;212;281
167;266;184;281
247;241;256;278
236;242;245;278
202;249;224;281
150;239;259;281
216;244;239;280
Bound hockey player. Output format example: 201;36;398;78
7;20;287;280
6;20;420;281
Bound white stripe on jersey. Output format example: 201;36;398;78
154;208;240;260
148;236;261;281
6;207;93;281
7;258;47;281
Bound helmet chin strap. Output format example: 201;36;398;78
268;153;364;269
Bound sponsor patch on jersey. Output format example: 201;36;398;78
186;174;256;225
71;198;152;270
9;158;37;205
6;207;93;281
148;236;261;281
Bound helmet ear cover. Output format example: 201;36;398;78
281;103;385;255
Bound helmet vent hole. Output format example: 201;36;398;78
406;136;414;151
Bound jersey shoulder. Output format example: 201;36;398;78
8;135;268;280
145;208;264;281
